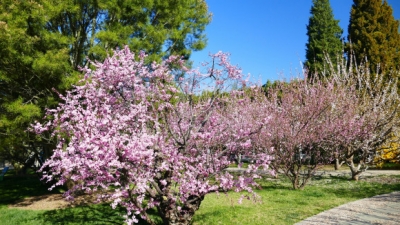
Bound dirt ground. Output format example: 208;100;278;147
8;192;101;211
9;193;71;210
8;170;400;211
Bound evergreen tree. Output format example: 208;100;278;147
305;0;343;78
0;0;75;172
45;0;211;69
0;0;211;172
348;0;400;75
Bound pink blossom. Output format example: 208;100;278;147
35;46;273;224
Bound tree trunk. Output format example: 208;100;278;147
334;158;340;170
334;152;344;170
351;172;360;181
347;156;362;181
290;171;300;190
334;158;345;170
292;178;298;190
158;195;204;225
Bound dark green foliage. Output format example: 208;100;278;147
0;0;211;172
45;0;211;68
305;0;343;77
262;80;281;94
0;0;77;172
348;0;400;75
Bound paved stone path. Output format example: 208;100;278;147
312;169;400;177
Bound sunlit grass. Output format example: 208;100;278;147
193;175;400;225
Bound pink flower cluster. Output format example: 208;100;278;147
36;47;273;224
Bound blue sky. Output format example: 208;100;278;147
190;0;400;84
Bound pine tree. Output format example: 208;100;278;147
305;0;343;77
348;0;400;75
45;0;211;69
0;0;74;172
0;0;211;173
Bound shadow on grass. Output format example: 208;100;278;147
40;203;126;225
0;172;164;224
40;203;162;225
0;172;63;206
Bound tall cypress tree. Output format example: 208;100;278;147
348;0;400;75
305;0;343;78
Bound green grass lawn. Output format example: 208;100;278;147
0;170;399;225
193;175;400;224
